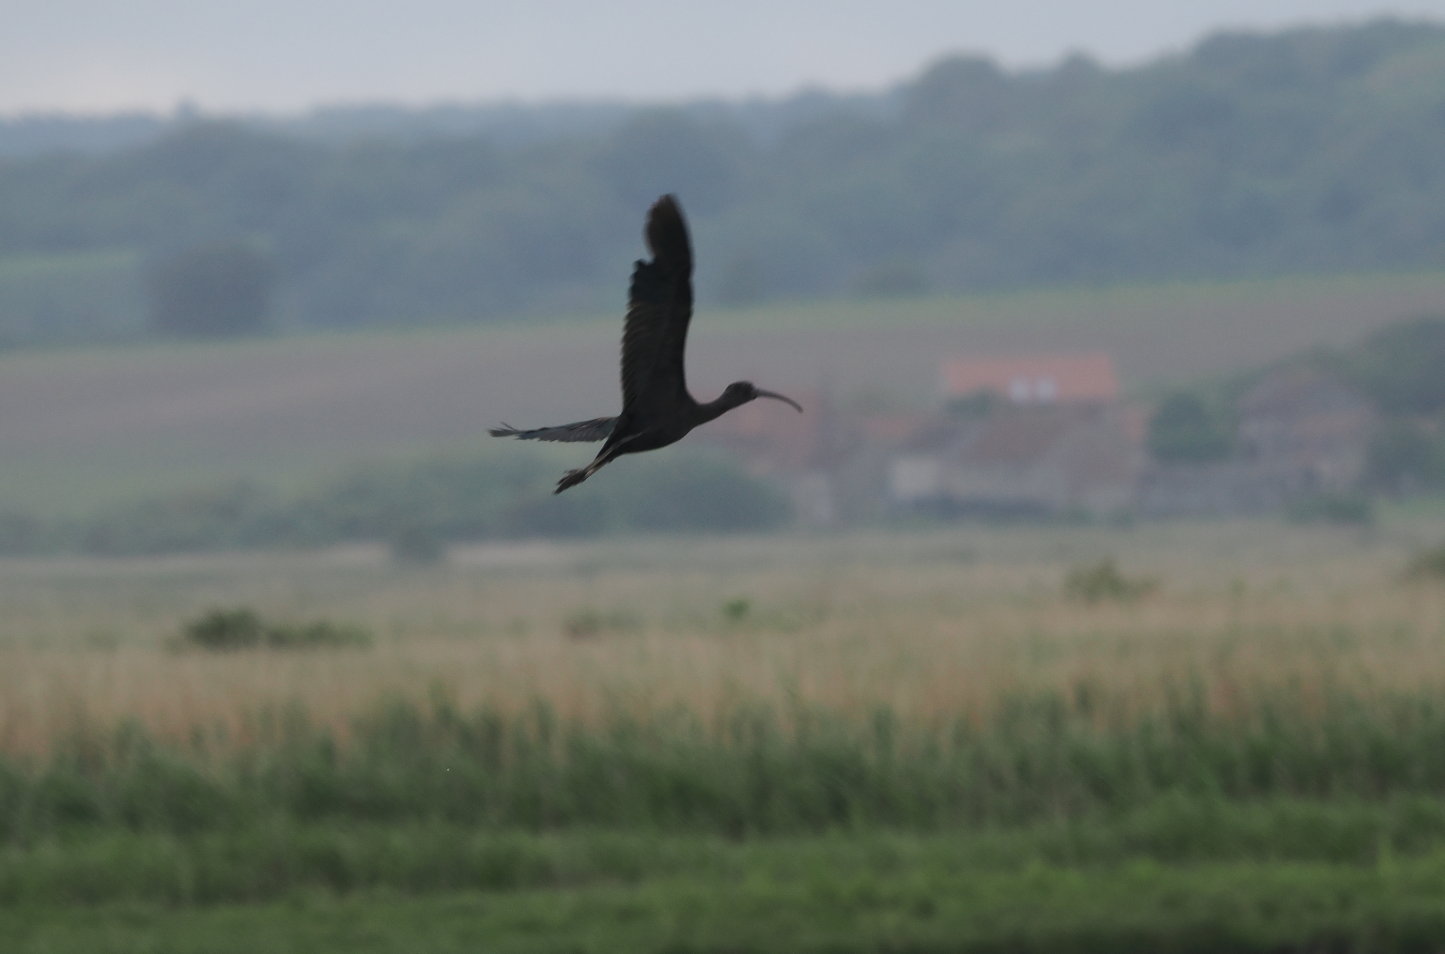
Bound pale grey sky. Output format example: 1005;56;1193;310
6;1;1445;115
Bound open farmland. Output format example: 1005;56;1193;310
6;519;1445;951
4;270;1445;516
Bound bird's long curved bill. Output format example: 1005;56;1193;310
756;388;804;413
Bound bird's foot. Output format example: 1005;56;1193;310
555;468;588;494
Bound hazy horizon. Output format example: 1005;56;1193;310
8;1;1445;117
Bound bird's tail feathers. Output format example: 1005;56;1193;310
488;417;615;443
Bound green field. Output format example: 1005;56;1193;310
5;519;1445;950
8;835;1445;953
5;270;1445;517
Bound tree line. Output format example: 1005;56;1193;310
2;18;1445;343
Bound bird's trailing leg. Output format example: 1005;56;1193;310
556;449;617;494
554;431;645;493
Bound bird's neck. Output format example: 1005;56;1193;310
696;392;748;424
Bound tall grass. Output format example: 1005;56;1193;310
6;677;1445;843
5;571;1445;757
3;523;1445;840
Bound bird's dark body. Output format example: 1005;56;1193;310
489;195;802;493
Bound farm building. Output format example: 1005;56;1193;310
887;403;1143;517
889;353;1141;517
700;353;1145;523
1138;366;1376;516
701;353;1379;524
1236;366;1374;492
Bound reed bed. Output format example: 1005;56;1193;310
2;522;1445;844
4;523;1445;756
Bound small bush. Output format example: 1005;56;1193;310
1285;493;1374;525
181;608;266;650
265;620;373;649
179;607;372;651
721;598;752;623
1405;543;1445;582
1147;391;1233;463
563;609;640;640
1064;558;1158;604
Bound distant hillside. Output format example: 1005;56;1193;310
3;18;1445;345
0;91;884;157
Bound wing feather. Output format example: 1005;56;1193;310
619;195;694;413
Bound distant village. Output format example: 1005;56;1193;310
697;350;1377;526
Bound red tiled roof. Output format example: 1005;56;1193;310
940;352;1119;404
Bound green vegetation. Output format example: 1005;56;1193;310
1343;317;1445;493
1340;315;1445;417
721;596;752;622
8;856;1445;954
1062;557;1159;602
1404;541;1445;581
6;820;1445;953
6;800;1445;906
0;448;792;556
6;522;1445;949
1154;311;1445;497
1146;391;1234;463
10;686;1445;842
1285;493;1376;525
1366;421;1445;494
147;241;275;338
562;608;642;639
7;689;1445;950
4;21;1445;343
177;607;372;651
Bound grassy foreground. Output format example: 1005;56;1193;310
5;521;1445;950
8;853;1445;953
7;797;1445;952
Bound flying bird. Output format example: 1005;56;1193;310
489;194;803;493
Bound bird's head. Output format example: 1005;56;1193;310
722;381;804;413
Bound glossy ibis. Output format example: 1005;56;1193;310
489;194;803;493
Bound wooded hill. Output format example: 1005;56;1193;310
3;18;1445;345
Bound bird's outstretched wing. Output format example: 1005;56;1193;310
488;417;615;442
619;194;694;413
